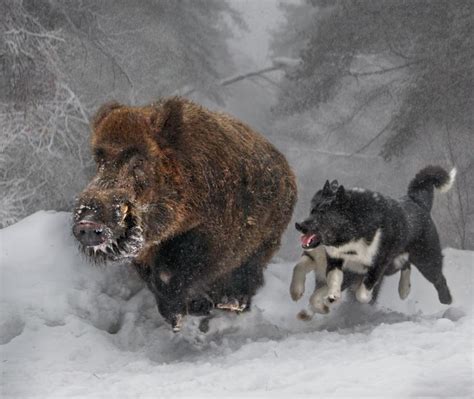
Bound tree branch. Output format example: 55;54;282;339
174;65;282;97
351;120;392;155
349;60;423;77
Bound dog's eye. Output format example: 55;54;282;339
317;199;333;212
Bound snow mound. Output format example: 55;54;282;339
1;211;473;397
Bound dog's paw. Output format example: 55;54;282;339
290;281;305;301
309;288;330;314
297;309;313;321
356;283;373;304
325;292;340;304
325;285;341;304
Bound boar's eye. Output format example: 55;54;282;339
128;155;145;172
94;148;106;163
132;157;144;168
120;147;140;162
129;156;148;189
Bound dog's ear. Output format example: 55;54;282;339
322;180;332;196
330;180;339;191
335;185;347;203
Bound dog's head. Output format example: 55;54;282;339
295;179;352;249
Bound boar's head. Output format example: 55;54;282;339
73;99;187;262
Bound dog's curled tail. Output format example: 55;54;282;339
407;166;456;210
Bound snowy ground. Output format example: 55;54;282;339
1;211;473;398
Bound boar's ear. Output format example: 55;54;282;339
322;180;332;196
92;101;123;130
149;97;184;148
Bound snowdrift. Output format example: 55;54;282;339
1;211;472;397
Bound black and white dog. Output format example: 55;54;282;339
291;165;455;316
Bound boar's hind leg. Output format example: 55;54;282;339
215;237;278;312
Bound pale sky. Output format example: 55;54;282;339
228;0;288;68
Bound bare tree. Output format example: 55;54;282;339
1;0;241;228
0;0;91;227
273;0;473;160
442;124;473;249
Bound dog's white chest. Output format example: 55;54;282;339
325;229;382;266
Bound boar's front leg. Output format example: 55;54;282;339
148;262;214;332
136;229;215;332
133;259;186;331
155;289;186;332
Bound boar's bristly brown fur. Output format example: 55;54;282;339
73;97;297;330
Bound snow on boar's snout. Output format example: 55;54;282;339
73;187;144;262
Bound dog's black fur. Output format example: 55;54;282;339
296;165;454;305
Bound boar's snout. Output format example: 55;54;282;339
73;220;107;247
72;188;143;261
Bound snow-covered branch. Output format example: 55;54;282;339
174;57;301;97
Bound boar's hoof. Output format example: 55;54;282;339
216;296;248;313
171;314;183;333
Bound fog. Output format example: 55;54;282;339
1;3;473;396
1;0;472;256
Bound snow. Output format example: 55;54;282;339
1;211;473;398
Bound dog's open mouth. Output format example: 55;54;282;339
300;233;321;249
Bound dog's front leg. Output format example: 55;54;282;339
290;253;318;301
310;284;330;314
325;255;344;304
356;259;389;304
297;284;330;320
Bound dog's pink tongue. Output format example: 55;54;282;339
301;234;316;247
